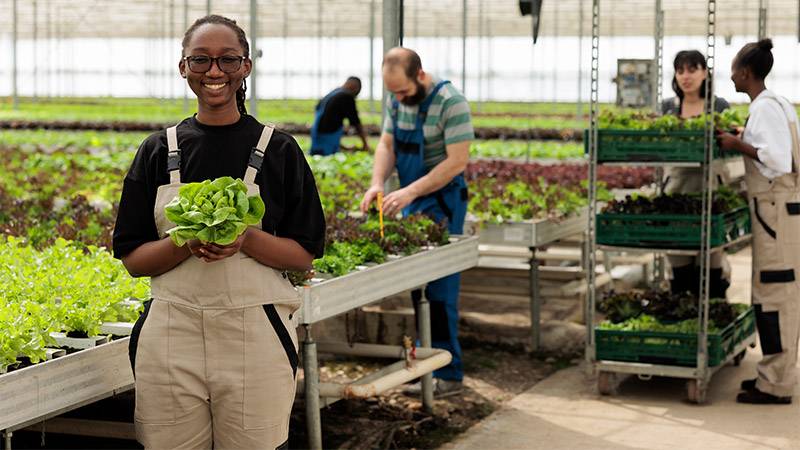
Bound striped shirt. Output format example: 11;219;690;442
382;76;474;169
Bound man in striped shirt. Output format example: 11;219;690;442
360;47;473;394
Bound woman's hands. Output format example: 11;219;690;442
187;229;248;263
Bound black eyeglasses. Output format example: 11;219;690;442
183;55;246;73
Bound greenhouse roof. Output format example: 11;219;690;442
3;0;798;40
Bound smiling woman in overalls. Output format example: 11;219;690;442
112;15;325;449
718;39;800;405
360;47;472;394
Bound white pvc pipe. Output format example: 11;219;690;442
297;344;452;399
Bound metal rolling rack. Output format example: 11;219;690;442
585;0;755;404
465;210;588;351
297;235;479;450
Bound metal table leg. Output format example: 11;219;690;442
303;325;322;450
529;246;541;351
417;290;434;413
3;430;11;450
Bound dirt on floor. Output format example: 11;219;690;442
288;338;573;450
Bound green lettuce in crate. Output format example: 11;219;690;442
164;176;265;246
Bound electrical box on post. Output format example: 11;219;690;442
615;59;656;108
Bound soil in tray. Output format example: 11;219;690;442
66;330;90;338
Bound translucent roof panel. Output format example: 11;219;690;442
2;0;799;39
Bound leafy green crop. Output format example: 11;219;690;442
603;186;747;215
598;109;744;131
165;177;265;246
0;236;149;371
597;289;750;334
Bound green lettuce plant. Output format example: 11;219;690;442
164;176;265;246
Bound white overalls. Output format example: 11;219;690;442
128;124;302;449
745;97;800;398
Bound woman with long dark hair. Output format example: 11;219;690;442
718;38;800;405
113;15;325;448
661;50;731;300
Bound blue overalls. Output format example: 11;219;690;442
310;88;346;156
391;80;468;381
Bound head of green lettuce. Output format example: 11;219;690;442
164;176;266;246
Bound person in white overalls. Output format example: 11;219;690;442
718;38;800;405
112;15;325;448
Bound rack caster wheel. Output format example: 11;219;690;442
598;371;615;395
733;350;746;366
687;379;708;404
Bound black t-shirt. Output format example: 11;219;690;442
315;89;361;133
113;114;326;260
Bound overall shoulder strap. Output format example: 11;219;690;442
764;96;800;178
166;125;181;184
244;124;275;184
419;80;451;116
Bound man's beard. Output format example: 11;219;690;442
400;80;427;106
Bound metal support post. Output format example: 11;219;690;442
3;430;11;450
46;0;51;100
303;325;322;450
696;0;717;400
529;247;541;351
382;0;401;123
653;0;664;111
317;0;324;96
417;290;434;413
33;0;38;102
369;0;376;112
758;0;767;40
552;3;559;103
250;0;258;117
586;0;601;369
399;0;404;46
169;0;175;101
12;0;18;110
461;0;467;93
183;0;189;113
282;0;289;100
477;0;483;112
206;0;211;15
577;0;584;120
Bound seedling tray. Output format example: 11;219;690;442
596;206;750;248
595;306;756;367
586;129;729;163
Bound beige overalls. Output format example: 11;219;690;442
745;97;800;398
129;124;302;449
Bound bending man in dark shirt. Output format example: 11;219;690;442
310;76;370;155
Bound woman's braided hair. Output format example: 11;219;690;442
182;15;250;115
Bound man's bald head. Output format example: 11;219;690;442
382;47;422;80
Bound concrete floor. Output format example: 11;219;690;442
445;352;799;450
445;247;800;450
